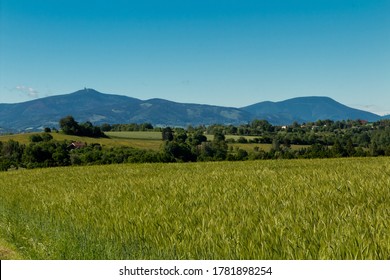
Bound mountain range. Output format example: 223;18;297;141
0;88;387;132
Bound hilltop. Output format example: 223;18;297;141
0;88;384;132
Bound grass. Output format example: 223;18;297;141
230;143;310;152
105;131;163;140
205;134;310;151
0;131;312;152
0;131;163;151
0;157;389;259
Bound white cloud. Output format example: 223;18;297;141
14;85;39;98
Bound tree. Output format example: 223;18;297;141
237;137;248;143
1;140;24;165
59;116;105;137
52;143;70;166
236;149;248;160
59;116;79;135
345;138;356;157
188;132;206;146
213;131;225;142
164;141;195;162
29;134;43;143
141;123;153;130
22;142;56;168
100;123;112;132
331;140;346;157
211;131;228;160
305;143;330;158
251;119;273;132
272;138;281;151
162;127;174;141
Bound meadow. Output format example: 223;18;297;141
0;131;163;150
0;131;306;153
0;157;389;260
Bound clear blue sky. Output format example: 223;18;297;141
1;0;389;114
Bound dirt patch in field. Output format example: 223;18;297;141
0;246;20;260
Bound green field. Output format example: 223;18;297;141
230;143;311;152
0;131;302;152
1;157;389;260
0;131;163;151
105;131;163;140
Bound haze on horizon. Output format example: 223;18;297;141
1;0;389;115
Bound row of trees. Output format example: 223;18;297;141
0;132;228;171
59;116;105;137
0;135;168;171
1;117;390;171
101;123;155;132
162;127;227;162
160;123;390;162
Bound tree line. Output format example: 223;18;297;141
1;117;390;171
59;115;105;137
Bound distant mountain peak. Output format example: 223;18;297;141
0;90;385;132
72;88;100;95
242;96;380;124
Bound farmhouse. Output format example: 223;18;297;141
67;141;86;150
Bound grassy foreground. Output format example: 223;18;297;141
0;157;389;259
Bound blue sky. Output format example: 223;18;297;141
1;0;389;114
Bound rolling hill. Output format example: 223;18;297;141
241;96;381;125
0;88;384;132
0;89;251;132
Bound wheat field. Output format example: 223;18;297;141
0;157;389;259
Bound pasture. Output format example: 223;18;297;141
0;131;307;152
0;157;389;259
229;143;310;152
0;131;163;151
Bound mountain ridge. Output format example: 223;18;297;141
241;96;381;125
0;88;386;132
